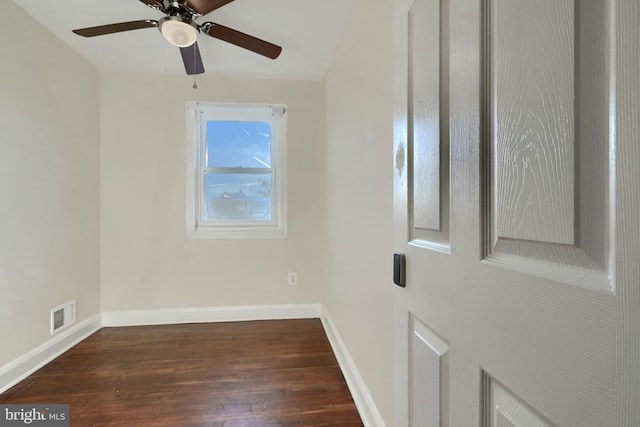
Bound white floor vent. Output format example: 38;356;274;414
51;300;76;335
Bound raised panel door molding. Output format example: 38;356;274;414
482;372;556;427
494;0;575;246
410;315;450;427
408;0;451;252
483;0;614;292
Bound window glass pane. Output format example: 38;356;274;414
204;173;272;221
206;121;271;168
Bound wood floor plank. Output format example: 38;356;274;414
0;319;363;426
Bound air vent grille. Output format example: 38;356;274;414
51;300;76;334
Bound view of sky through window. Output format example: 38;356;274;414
204;121;273;221
206;121;271;168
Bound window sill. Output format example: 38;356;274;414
187;227;287;240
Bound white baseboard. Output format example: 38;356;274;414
0;314;102;394
101;304;323;327
321;309;388;427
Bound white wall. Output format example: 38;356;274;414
0;3;100;367
323;0;394;425
100;73;327;311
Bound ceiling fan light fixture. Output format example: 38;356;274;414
160;18;197;48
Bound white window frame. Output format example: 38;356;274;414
186;102;287;239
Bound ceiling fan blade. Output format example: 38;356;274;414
180;42;205;75
203;23;282;59
186;0;236;16
73;20;158;37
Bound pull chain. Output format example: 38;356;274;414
192;43;198;89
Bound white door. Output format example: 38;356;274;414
393;0;639;426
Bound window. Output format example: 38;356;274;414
186;102;287;239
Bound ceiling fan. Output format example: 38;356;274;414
72;0;282;75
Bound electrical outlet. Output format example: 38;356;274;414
288;272;298;286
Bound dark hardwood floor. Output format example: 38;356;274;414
0;319;363;426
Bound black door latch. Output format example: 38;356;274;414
393;253;406;287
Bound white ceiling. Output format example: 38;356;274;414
13;0;353;80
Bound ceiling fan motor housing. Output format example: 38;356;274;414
161;0;200;18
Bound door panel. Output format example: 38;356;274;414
493;0;576;246
485;0;613;292
483;374;554;427
410;316;450;427
410;0;441;232
394;0;639;426
408;0;451;250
